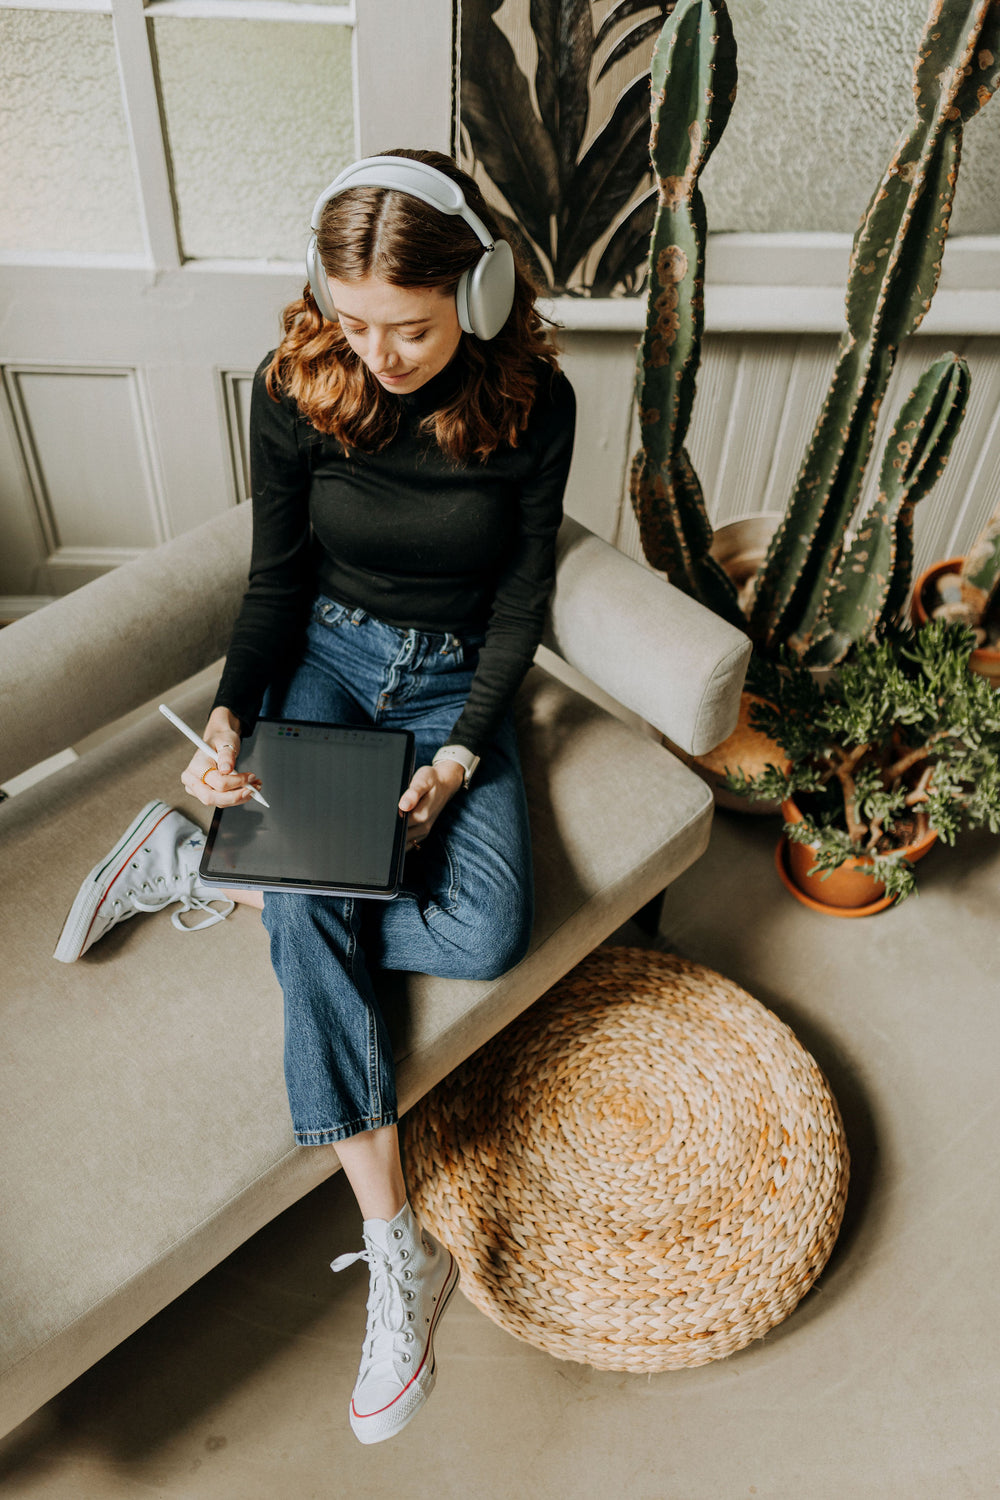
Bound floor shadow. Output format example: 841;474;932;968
732;976;880;1287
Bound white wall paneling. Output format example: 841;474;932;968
4;364;169;590
223;371;254;505
0;373;49;595
0;266;306;593
554;330;640;544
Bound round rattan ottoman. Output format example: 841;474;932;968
403;948;849;1372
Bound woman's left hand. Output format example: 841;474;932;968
399;760;465;851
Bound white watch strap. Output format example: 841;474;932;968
432;744;481;789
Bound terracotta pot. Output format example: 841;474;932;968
777;797;938;917
688;691;788;814
911;556;1000;687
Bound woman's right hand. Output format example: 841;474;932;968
180;706;262;808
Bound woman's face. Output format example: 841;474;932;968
328;276;464;395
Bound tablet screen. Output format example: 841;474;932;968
200;719;414;896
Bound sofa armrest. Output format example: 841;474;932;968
0;506;252;785
544;517;751;757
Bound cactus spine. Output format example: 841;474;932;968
746;0;1000;662
628;0;743;628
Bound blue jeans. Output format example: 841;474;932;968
259;595;534;1145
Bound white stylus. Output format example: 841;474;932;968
158;703;270;808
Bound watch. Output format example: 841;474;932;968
432;744;481;790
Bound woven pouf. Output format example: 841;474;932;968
403;948;849;1372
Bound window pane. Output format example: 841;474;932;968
152;18;356;260
0;12;144;256
702;0;1000;236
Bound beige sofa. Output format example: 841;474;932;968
0;505;749;1437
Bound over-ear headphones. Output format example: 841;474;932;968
306;155;516;341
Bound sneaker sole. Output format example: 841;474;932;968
53;800;175;963
349;1252;460;1445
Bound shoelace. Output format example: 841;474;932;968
110;870;234;931
170;893;234;932
331;1245;417;1374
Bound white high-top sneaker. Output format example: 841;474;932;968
332;1201;460;1444
54;799;234;963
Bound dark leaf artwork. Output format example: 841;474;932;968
461;0;676;294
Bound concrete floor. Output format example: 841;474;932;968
1;810;998;1499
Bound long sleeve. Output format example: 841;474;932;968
448;369;576;755
212;355;314;730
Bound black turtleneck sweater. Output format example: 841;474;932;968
212;352;576;755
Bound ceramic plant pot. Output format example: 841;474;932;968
709;512;783;614
911;557;1000;688
776;797;938;918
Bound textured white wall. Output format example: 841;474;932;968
702;0;1000;235
153;19;355;261
0;12;144;256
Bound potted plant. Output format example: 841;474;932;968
911;498;1000;686
722;621;1000;915
629;0;997;668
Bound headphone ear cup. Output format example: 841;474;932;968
460;240;516;340
306;235;340;322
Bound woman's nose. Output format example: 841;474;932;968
367;331;394;371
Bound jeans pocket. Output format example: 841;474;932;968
311;595;351;629
424;838;461;918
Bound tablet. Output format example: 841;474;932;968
198;717;415;899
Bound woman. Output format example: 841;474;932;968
58;148;575;1444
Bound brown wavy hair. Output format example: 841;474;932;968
266;148;560;463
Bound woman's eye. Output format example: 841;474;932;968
403;333;427;344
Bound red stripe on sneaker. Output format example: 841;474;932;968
79;806;177;953
351;1253;458;1422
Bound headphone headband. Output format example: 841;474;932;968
309;156;495;250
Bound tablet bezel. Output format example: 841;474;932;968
198;716;415;900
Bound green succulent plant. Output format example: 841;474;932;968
723;621;1000;901
629;0;998;664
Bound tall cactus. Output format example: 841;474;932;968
628;0;743;627
746;0;1000;660
805;354;971;664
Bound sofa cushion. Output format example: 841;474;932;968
0;665;711;1435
